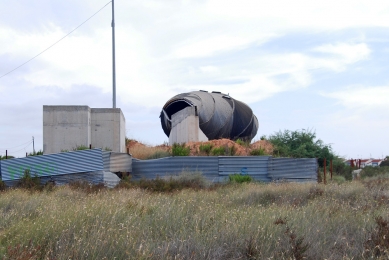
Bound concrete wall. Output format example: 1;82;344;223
43;106;126;154
169;106;208;145
91;108;126;153
43;106;91;154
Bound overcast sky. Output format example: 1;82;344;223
1;0;388;159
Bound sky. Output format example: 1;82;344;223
1;0;388;159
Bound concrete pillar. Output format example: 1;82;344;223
169;106;208;145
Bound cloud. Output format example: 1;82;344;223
323;86;389;110
312;43;371;71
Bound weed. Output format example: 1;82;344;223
211;145;237;156
0;155;15;160
27;150;43;156
17;169;42;191
0;180;6;191
68;181;106;193
364;216;389;257
172;143;190;156
115;175;134;189
361;166;389;179
130;145;169;160
273;217;309;260
135;172;209;192
229;174;252;183
199;143;213;155
250;147;266;156
211;147;225;156
236;138;250;147
245;235;261;259
308;186;324;199
331;175;346;184
7;240;43;260
146;150;171;159
72;145;89;151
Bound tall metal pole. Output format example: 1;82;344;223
32;136;35;154
112;0;116;108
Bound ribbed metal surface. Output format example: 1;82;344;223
219;156;271;182
132;156;219;181
3;171;105;187
102;151;132;172
102;151;111;172
268;158;318;181
0;149;104;181
109;152;132;172
160;91;258;141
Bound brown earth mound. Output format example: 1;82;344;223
251;140;274;155
127;138;273;159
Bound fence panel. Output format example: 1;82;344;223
131;156;219;181
268;158;318;181
103;151;132;173
218;156;271;182
0;148;104;181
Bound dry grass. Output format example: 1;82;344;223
1;178;389;259
130;145;171;160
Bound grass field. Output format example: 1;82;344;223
1;176;389;259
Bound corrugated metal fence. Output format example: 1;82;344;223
0;150;317;185
0;149;132;186
131;156;317;183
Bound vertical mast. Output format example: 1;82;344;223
112;0;116;108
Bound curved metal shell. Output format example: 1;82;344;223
160;91;258;141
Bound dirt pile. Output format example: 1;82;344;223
127;138;274;158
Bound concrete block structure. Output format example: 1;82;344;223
169;106;208;145
43;106;126;154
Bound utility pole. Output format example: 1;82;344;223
112;0;116;108
32;136;35;154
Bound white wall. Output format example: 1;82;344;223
169;106;208;145
43;106;91;154
43;106;126;154
91;108;126;153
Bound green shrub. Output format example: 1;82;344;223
250;147;266;156
0;180;6;191
360;166;389;179
229;174;252;183
211;147;225;156
331;175;346;184
211;145;237;156
146;150;171;159
227;145;237;156
332;158;352;180
28;150;43;156
72;145;89;151
236;138;250;147
380;160;389;167
199;143;213;155
172;143;190;156
0;155;15;160
17;169;42;191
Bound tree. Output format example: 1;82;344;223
380;157;389;167
266;129;334;167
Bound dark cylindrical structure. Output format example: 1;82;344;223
160;91;258;141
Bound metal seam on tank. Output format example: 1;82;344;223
199;93;216;127
234;111;254;139
192;93;209;124
208;95;234;138
201;93;230;137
